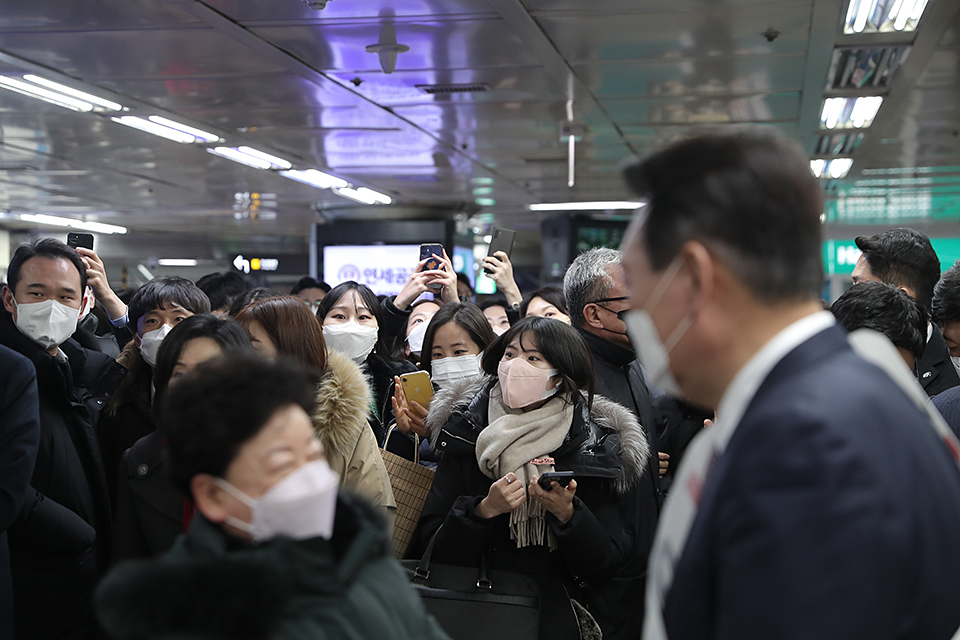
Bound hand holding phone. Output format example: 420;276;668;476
537;471;575;491
67;233;94;251
419;244;444;290
484;228;515;275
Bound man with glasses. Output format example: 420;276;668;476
563;246;663;639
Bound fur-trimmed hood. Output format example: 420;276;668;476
426;376;650;494
312;350;373;457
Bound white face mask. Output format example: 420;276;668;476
623;256;692;397
12;298;80;349
215;459;339;543
139;323;172;368
79;287;96;322
323;321;378;362
407;321;428;357
951;356;960;377
432;353;483;387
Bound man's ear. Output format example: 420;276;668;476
679;241;716;309
582;303;605;330
898;285;917;301
191;474;229;524
2;286;15;315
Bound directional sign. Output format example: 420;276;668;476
233;254;279;274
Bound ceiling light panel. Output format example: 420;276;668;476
334;186;392;205
21;75;123;111
811;158;854;179
207;147;274;170
147;116;221;143
111;116;197;144
280;169;348;190
843;0;929;34
820;96;883;129
0;76;94;112
18;213;127;234
828;46;910;90
528;201;645;212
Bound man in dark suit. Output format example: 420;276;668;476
621;129;960;640
0;345;40;640
562;246;665;639
852;227;960;396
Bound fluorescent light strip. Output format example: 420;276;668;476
811;158;854;180
206;147;273;170
810;159;826;178
280;169;348;190
147;116;221;143
112;116;196;144
19;213;127;234
158;259;198;267
22;74;123;111
528;201;644;211
846;0;928;32
820;96;882;129
334;186;392;205
0;76;93;112
236;146;292;170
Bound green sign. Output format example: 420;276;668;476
823;237;960;276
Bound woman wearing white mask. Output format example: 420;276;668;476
317;282;418;443
399;298;441;366
99;277;210;503
392;303;496;442
96;355;447;640
236;296;396;528
413;316;650;640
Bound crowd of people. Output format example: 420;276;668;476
2;128;960;640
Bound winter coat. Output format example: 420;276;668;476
0;311;125;640
98;341;155;507
0;345;41;640
95;493;451;640
110;431;187;563
314;351;396;529
414;376;649;640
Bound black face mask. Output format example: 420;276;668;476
587;296;629;336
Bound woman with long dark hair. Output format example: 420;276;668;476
414;316;650;639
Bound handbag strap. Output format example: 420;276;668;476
382;425;421;464
413;524;493;590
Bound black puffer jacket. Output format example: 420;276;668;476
413;377;649;640
0;312;125;640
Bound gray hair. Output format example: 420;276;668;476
563;247;622;327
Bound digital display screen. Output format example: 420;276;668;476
322;245;420;295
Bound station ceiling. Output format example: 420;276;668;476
0;0;957;254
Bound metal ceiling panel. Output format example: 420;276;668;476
204;0;499;22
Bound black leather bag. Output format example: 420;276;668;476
401;529;541;639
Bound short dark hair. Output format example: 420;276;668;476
316;281;391;357
153;314;253;405
6;238;87;295
128;277;211;333
195;272;247;312
623;128;824;303
831;281;927;360
933;260;960;325
482;316;595;407
519;286;568;318
421;303;497;375
290;276;330;295
227;287;280;318
478;297;509;313
855;228;940;313
160;354;318;496
456;272;474;294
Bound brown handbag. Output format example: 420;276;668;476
380;426;436;558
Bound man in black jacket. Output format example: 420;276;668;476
0;345;40;640
0;238;125;640
563;246;664;639
852;228;960;396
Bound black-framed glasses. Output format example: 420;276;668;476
587;296;629;321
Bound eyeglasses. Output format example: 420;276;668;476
587;296;629;321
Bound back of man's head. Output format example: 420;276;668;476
831;281;927;361
933;260;960;326
196;271;247;313
855;228;940;313
563;247;621;327
623;128;824;303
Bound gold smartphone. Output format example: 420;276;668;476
400;371;434;408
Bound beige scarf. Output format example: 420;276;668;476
476;390;575;549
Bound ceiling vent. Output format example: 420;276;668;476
816;132;865;155
416;83;491;95
827;45;910;90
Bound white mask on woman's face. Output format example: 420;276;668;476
432;353;483;387
215;459;339;543
322;321;378;363
407;321;428;357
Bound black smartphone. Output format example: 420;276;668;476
537;471;575;490
66;232;94;251
484;228;516;274
419;243;444;289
